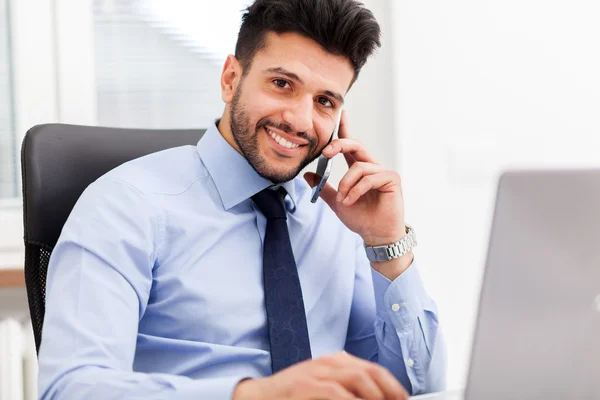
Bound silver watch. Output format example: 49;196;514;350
364;224;417;263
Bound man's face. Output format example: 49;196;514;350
222;32;354;183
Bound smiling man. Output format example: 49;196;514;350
38;1;445;399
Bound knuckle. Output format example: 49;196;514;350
368;363;388;377
347;186;359;197
367;365;391;383
318;381;351;400
347;164;362;177
292;375;310;387
319;354;338;366
349;368;371;384
337;181;350;195
357;161;371;172
393;171;402;183
360;175;373;187
311;365;330;378
346;190;359;202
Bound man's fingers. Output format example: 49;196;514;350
304;380;355;400
366;364;410;400
342;171;398;206
337;110;350;139
322;138;377;167
325;368;385;400
337;162;385;201
321;352;409;400
335;112;362;167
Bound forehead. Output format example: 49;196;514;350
250;31;355;95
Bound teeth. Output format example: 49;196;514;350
267;128;300;149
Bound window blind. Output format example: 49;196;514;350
93;0;238;130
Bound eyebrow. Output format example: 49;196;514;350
263;67;345;106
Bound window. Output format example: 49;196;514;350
92;0;252;129
0;0;17;200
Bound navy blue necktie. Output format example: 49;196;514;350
252;187;312;373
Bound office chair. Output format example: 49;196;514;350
21;123;205;353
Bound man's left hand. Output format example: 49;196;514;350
304;111;413;277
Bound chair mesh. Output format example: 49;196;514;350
24;242;52;353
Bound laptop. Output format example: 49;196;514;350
415;169;600;400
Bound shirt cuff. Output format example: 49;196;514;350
371;259;429;328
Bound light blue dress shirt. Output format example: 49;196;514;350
38;122;446;400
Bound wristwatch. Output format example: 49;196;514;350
364;224;417;263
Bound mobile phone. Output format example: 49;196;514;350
311;109;343;203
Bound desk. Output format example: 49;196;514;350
412;390;464;400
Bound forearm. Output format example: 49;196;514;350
40;365;247;400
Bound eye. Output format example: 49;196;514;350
317;96;334;108
273;79;290;89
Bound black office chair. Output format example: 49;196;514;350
21;123;205;353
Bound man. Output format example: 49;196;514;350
38;0;445;399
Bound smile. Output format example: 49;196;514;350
265;128;302;149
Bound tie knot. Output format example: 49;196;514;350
252;187;288;220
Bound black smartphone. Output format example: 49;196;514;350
311;109;343;203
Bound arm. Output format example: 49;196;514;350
302;110;446;395
38;177;246;400
344;237;447;395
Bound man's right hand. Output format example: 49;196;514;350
232;351;409;400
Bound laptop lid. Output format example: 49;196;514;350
465;169;600;400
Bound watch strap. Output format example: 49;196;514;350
364;224;417;263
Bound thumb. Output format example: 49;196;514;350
303;172;338;210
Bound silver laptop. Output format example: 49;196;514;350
414;169;600;400
463;169;600;399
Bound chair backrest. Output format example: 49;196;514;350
21;123;205;353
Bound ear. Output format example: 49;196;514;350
221;55;242;104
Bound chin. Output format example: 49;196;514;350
259;167;300;184
241;136;315;184
253;159;301;184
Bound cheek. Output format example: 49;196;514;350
314;120;335;147
242;93;286;128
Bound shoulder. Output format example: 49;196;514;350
98;145;209;195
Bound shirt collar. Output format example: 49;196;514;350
197;121;297;212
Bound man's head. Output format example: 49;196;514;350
218;0;381;184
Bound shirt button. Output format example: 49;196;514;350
406;358;415;368
391;303;401;312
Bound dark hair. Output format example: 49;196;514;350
235;0;381;84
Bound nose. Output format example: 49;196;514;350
282;96;314;134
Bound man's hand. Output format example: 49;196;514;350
232;351;409;400
304;111;413;279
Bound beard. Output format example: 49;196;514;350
229;86;320;184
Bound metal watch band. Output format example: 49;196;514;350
364;224;417;263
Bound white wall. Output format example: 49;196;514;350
393;0;600;390
325;0;397;184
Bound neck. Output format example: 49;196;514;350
217;111;243;155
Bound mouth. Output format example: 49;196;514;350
264;127;308;154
